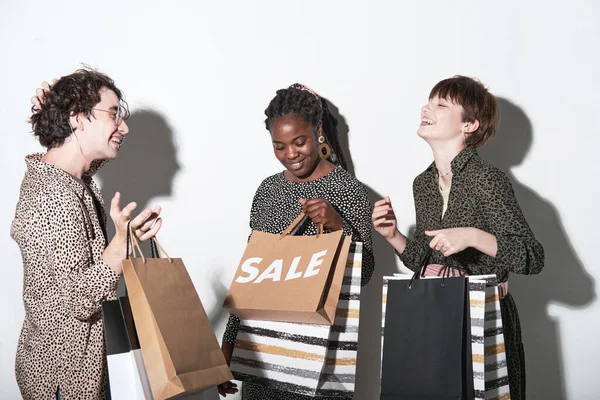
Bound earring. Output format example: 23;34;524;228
318;135;331;159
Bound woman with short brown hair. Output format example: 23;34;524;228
373;75;544;399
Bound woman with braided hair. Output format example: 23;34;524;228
218;84;374;399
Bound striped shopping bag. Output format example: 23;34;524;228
230;242;363;397
468;275;511;400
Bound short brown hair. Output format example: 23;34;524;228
429;75;499;147
30;68;128;149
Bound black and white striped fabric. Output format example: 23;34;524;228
467;275;511;400
230;243;362;397
382;274;511;400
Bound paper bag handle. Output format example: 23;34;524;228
126;221;145;263
149;236;172;263
279;212;324;239
126;221;173;264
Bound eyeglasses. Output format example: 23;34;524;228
92;104;130;125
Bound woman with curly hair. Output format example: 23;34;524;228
218;84;374;399
12;69;162;400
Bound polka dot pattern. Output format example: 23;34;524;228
223;166;374;399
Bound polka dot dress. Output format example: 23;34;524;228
223;166;374;400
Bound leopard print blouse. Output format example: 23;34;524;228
11;154;119;400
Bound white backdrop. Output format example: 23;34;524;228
1;1;597;399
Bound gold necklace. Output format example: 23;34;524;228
438;171;452;191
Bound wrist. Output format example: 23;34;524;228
471;227;491;250
331;215;344;231
388;228;402;241
387;229;407;254
468;227;478;248
114;231;128;245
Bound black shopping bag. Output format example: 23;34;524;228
102;297;153;400
380;250;474;400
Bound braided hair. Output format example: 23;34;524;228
264;85;347;170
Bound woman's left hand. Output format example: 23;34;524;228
300;198;343;231
425;228;474;256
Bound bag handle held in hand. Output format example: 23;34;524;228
126;221;172;264
408;246;458;289
408;247;433;288
126;221;145;263
279;212;324;239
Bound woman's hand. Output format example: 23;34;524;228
371;196;397;239
217;381;239;397
372;196;407;254
217;343;239;397
425;228;475;257
299;198;343;231
426;227;498;258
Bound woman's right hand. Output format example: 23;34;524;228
217;381;238;397
372;196;398;239
217;343;238;396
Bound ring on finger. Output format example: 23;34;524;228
440;245;447;253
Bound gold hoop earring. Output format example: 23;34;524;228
318;135;331;159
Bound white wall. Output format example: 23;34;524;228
0;1;597;399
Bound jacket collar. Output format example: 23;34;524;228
426;145;478;177
24;153;108;195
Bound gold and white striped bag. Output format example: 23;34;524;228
231;242;363;397
468;275;511;400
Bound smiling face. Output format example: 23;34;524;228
75;87;129;161
417;96;470;146
270;114;322;181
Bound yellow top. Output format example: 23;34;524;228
440;184;451;218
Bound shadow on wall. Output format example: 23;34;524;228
327;100;399;400
479;98;596;400
97;109;181;297
97;110;225;400
328;98;597;399
206;269;232;336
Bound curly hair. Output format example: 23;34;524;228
429;75;499;147
264;86;347;169
29;68;128;149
